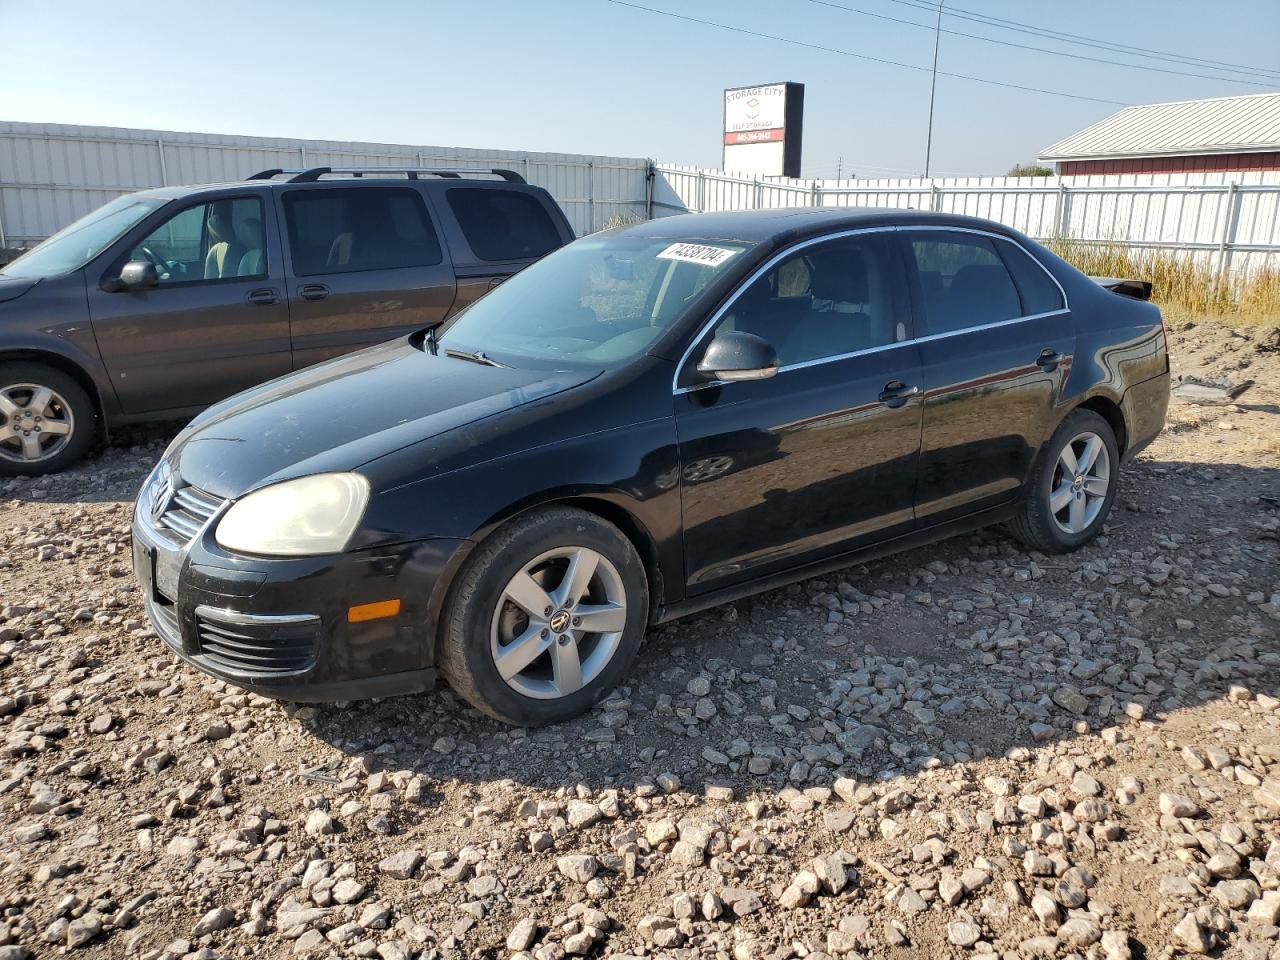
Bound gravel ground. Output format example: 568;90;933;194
0;319;1277;960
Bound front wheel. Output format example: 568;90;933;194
0;362;97;476
1008;409;1119;554
438;507;649;726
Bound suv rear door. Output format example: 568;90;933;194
437;185;572;312
277;184;457;368
87;190;293;414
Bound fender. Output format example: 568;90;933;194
0;269;125;424
0;330;121;426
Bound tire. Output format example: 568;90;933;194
0;362;97;476
1007;409;1120;554
438;506;649;726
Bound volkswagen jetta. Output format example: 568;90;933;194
132;209;1169;725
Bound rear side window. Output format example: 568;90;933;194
908;233;1023;335
447;188;561;262
997;239;1065;315
282;187;442;276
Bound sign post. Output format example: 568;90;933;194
722;82;804;178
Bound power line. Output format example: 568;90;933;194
884;0;1280;81
805;0;1277;87
602;0;1129;106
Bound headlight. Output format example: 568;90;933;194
215;473;370;556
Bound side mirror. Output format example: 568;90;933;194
697;331;779;382
119;260;160;290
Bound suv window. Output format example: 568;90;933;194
712;233;902;367
283;187;442;277
997;238;1065;316
909;233;1024;335
446;188;561;262
131;197;265;284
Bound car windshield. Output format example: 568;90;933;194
439;233;752;367
1;195;165;279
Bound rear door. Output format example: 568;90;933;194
903;229;1073;525
277;184;457;368
437;185;571;312
87;191;292;414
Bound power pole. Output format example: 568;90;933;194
924;0;944;179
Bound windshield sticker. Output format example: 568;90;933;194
656;242;738;267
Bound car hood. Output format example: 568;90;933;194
169;339;599;499
0;275;40;304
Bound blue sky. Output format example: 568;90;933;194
1;0;1277;178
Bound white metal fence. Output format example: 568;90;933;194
6;121;1279;284
653;164;1280;279
0;121;654;245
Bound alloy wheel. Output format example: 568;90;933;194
1049;431;1110;535
0;383;75;464
489;546;627;700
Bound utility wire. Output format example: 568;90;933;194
602;0;1129;106
805;0;1276;87
884;0;1280;81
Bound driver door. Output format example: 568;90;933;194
674;231;924;593
87;192;292;414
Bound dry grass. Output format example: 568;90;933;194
1046;239;1280;326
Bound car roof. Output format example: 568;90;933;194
615;207;1022;245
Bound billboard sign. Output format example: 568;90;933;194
723;82;804;177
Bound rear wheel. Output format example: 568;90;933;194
0;362;96;476
1008;409;1119;554
439;507;649;726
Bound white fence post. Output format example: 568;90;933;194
1217;181;1240;276
930;183;940;212
754;177;763;210
156;139;168;186
587;162;596;232
1057;183;1071;239
697;170;706;213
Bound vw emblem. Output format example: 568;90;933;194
149;464;174;519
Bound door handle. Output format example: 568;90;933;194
879;380;921;407
298;283;330;302
246;288;279;306
1037;348;1063;371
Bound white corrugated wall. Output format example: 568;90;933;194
0;121;654;244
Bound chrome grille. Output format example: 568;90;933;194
155;484;225;547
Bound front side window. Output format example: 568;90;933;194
710;233;903;368
130;197;266;284
447;188;562;262
1;195;164;280
909;233;1023;335
283;187;442;276
440;235;750;367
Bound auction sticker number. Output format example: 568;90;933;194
657;242;738;267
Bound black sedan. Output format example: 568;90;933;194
132;208;1170;725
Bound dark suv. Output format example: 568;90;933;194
0;167;573;474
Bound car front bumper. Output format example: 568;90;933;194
131;492;469;702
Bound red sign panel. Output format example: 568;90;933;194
723;128;785;145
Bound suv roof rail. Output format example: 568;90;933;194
246;166;527;184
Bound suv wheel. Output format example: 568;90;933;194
439;507;649;726
1008;408;1119;554
0;363;96;476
